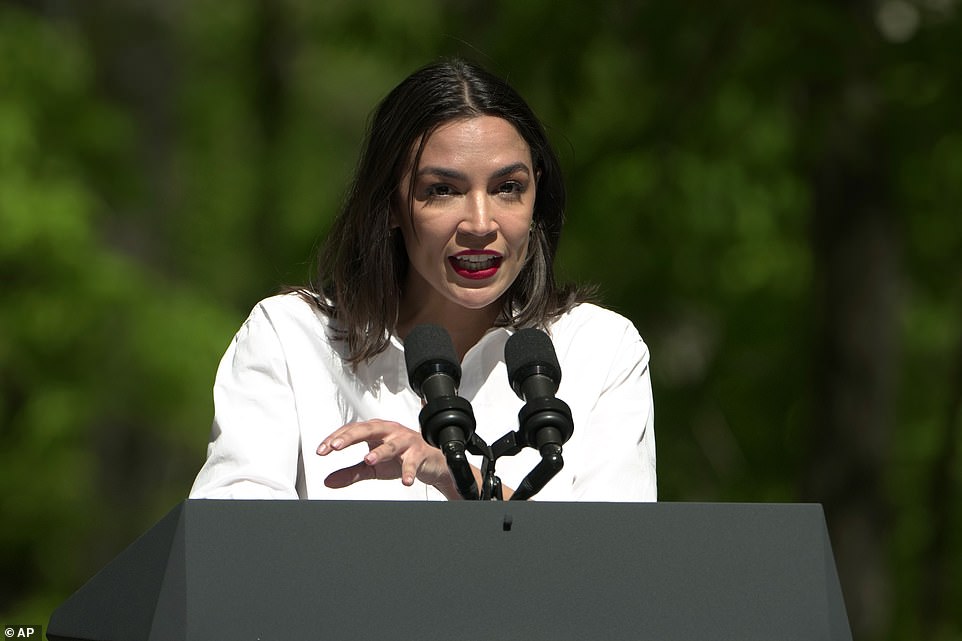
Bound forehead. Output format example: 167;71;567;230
413;116;533;170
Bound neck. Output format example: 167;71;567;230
396;300;501;361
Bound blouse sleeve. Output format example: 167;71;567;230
568;319;657;502
189;303;302;499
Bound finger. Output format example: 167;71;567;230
317;420;389;455
324;461;376;489
362;438;404;466
400;455;422;487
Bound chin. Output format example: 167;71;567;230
453;297;501;311
448;288;505;311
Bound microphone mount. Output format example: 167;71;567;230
474;395;572;501
403;324;574;502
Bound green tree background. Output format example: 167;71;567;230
1;1;959;639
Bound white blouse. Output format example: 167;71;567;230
189;293;656;502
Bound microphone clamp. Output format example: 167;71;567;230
517;396;573;453
418;395;476;449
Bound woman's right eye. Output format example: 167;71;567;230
425;184;455;198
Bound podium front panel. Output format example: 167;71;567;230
48;500;851;641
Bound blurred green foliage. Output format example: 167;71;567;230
1;1;959;639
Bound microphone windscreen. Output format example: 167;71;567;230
403;324;461;393
504;328;562;389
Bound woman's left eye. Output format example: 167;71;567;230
496;181;526;197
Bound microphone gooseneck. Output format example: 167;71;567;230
403;324;478;500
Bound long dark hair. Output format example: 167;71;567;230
305;58;589;364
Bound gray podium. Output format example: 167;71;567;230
47;500;851;640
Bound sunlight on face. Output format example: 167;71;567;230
395;116;536;325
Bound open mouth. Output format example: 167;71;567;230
449;253;503;279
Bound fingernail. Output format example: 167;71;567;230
364;452;377;465
317;442;328;455
331;438;343;450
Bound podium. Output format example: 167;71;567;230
48;500;851;640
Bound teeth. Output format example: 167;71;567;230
455;255;498;270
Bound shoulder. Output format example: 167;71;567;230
234;293;342;351
227;293;354;377
549;302;644;344
547;302;650;369
246;292;332;332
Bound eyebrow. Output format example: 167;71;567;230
416;162;531;180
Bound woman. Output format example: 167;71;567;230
189;58;656;501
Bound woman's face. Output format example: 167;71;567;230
394;116;536;321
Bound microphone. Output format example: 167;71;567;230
404;324;478;500
504;328;574;452
504;328;574;500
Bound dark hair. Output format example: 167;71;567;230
304;58;589;364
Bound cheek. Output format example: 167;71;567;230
517;235;532;268
398;216;453;265
507;219;534;256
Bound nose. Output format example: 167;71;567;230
457;191;498;237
